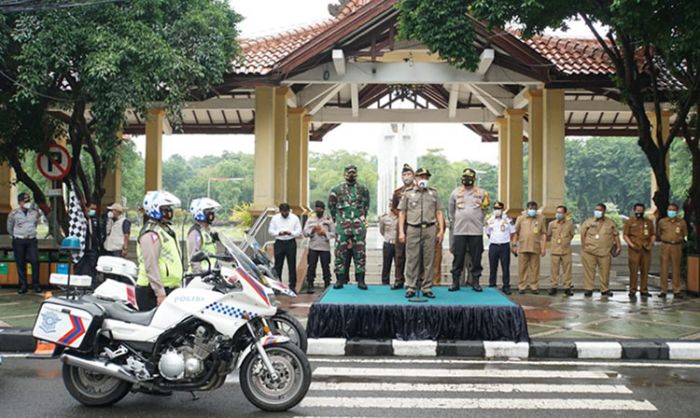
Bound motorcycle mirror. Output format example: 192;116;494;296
190;251;209;263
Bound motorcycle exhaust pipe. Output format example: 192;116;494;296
61;354;139;384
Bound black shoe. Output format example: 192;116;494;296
584;291;593;297
628;292;636;299
333;281;344;289
448;285;460;292
532;289;539;295
34;287;42;293
306;285;315;294
488;284;497;288
424;291;435;299
640;291;651;298
472;284;483;292
357;281;368;290
518;290;526;295
674;293;684;299
324;281;331;289
391;282;404;290
658;292;667;298
17;288;27;295
548;288;557;296
502;288;512;295
565;289;574;297
405;290;416;298
601;290;613;297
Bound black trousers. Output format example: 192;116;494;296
75;250;98;284
12;238;39;290
381;242;395;284
274;239;297;288
488;243;511;289
306;249;331;287
451;235;484;286
136;286;176;312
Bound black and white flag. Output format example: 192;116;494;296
67;184;87;263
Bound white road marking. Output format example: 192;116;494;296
299;397;657;411
308;357;700;368
313;367;610;379
309;382;632;394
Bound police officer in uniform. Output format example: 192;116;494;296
379;200;398;285
485;201;514;294
449;168;490;292
7;192;41;294
398;168;444;298
580;203;621;297
657;203;688;298
391;164;415;290
329;164;371;290
623;203;655;299
187;198;221;274
136;191;183;311
547;205;575;296
512;201;547;294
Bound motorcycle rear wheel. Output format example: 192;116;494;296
270;311;308;353
239;343;311;412
62;363;132;406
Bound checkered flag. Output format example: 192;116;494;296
67;184;87;263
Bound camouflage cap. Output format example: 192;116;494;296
462;168;476;178
415;167;432;178
401;163;414;173
344;164;358;173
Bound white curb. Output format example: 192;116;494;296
392;339;437;357
483;341;530;359
576;342;622;359
667;342;700;360
307;338;346;356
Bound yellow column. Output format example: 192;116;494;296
145;109;164;191
301;115;311;213
648;110;672;212
497;117;508;203
253;86;277;213
287;108;305;214
0;163;16;234
103;134;123;208
505;109;525;218
526;89;543;204
542;88;566;217
274;88;289;204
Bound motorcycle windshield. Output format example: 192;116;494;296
217;233;267;285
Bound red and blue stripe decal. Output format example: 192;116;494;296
58;315;85;347
237;268;269;306
262;335;280;346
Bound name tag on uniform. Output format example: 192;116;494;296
644;230;649;236
557;238;561;244
676;227;681;234
457;203;464;209
595;234;600;240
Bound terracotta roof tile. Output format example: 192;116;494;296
524;34;615;76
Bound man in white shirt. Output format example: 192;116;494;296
268;203;302;289
486;201;514;294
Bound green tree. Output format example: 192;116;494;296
0;0;241;238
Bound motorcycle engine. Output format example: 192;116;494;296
158;326;220;381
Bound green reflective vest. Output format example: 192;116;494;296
137;222;183;289
187;224;216;273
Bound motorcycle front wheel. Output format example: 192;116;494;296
270;311;308;353
62;363;132;406
239;343;311;412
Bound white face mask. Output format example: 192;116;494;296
21;202;32;209
402;174;414;185
594;210;603;219
107;211;114;219
493;209;502;217
417;179;429;189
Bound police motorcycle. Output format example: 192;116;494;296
33;195;311;411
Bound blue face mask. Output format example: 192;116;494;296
88;209;96;217
594;210;603;219
527;209;537;217
668;210;677;219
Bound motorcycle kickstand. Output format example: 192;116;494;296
189;391;199;401
246;322;279;381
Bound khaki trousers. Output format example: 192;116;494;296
628;248;651;293
406;225;436;291
518;252;541;291
660;243;683;293
433;240;442;285
550;253;572;289
581;251;611;292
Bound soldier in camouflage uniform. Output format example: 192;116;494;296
328;164;371;290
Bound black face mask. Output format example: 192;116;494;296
315;210;324;218
161;207;174;223
462;177;474;186
206;212;215;224
635;212;644;219
345;174;357;183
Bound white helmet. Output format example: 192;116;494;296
189;198;221;222
142;191;181;220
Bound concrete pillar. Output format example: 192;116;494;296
274;87;289;204
497;117;508;204
287;108;305;214
526;89;543;204
103;135;123;208
542;88;566;217
0;163;16;234
253;86;277;213
505;109;525;218
648;110;672;211
145;108;164;191
301;115;311;213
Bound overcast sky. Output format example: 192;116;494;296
133;0;596;163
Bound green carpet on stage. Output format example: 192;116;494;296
318;285;516;307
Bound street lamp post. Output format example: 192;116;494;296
207;177;244;198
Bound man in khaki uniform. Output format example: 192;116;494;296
398;168;445;299
623;203;655;299
580;203;621;297
512;201;547;294
547;205;575;296
391;164;415;290
657;203;688;298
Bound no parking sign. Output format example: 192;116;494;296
36;144;72;181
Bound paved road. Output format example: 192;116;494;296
1;355;700;417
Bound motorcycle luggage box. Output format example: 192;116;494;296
97;256;138;281
32;297;105;351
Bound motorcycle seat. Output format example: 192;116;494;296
84;294;156;326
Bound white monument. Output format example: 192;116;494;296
377;123;418;218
